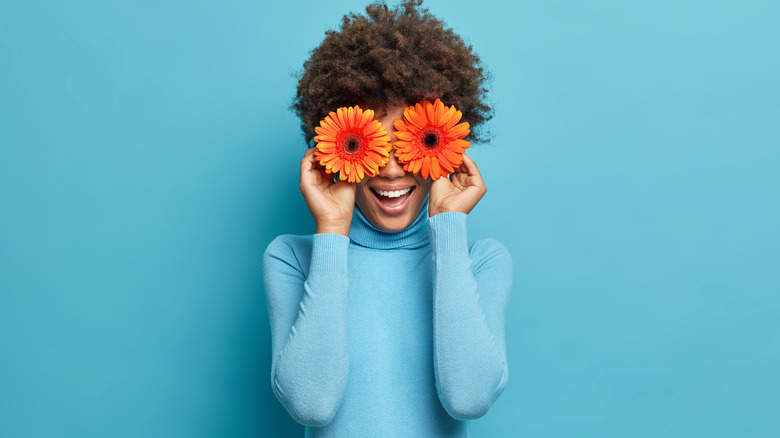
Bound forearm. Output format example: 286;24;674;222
265;234;350;426
428;213;510;420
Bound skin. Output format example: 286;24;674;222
300;104;487;235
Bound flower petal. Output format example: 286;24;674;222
439;156;455;174
337;107;349;129
433;99;443;123
430;156;441;180
412;158;423;174
406;107;426;129
347;106;356;128
364;120;384;136
447;138;471;153
359;108;373;128
442;147;463;165
424;101;436;125
448;122;470;139
445;110;463;129
439;105;457;127
394;131;415;141
421;156;430;179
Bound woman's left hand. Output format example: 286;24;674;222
429;153;487;216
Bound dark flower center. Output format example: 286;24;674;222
343;135;361;153
423;132;439;148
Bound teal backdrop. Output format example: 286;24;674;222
1;0;778;437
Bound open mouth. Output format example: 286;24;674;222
369;186;415;214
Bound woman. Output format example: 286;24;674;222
263;1;512;436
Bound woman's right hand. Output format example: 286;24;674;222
300;147;355;236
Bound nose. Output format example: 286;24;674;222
378;149;406;178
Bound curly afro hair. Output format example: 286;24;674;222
292;0;493;146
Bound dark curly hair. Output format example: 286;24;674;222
292;0;492;146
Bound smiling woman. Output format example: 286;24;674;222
262;1;513;436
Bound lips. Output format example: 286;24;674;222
370;186;415;215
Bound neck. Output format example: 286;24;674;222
349;198;430;250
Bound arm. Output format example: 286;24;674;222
262;234;350;426
261;148;355;426
428;213;513;420
427;153;512;419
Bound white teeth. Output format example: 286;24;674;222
376;187;412;198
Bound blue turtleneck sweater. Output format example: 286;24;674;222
263;201;512;437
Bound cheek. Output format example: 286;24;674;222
417;178;431;197
354;181;372;208
355;183;366;199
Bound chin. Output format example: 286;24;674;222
356;177;430;232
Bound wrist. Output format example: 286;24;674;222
427;211;469;253
316;218;352;236
316;226;350;236
429;205;467;217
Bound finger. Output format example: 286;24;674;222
433;174;455;189
301;148;327;186
301;155;313;173
303;145;326;171
447;160;468;187
460;153;482;177
301;158;315;180
459;153;486;192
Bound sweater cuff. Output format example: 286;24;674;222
310;233;350;272
427;212;468;253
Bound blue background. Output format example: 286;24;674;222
1;0;778;436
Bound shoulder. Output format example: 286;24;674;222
263;234;314;272
264;234;313;255
468;237;512;273
468;237;511;259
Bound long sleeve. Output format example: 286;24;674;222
428;212;513;420
262;234;350;426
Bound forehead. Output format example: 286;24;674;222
353;100;410;117
374;104;405;120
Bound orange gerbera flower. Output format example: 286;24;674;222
313;106;393;183
392;98;471;180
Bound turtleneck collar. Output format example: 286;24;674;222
349;198;431;250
